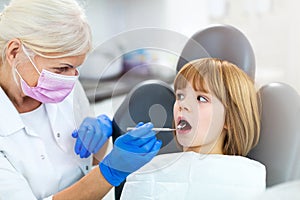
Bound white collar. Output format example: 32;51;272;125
0;87;25;136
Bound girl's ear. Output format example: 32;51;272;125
5;39;22;67
223;119;229;132
223;124;228;130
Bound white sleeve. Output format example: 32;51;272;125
0;151;37;200
42;195;53;200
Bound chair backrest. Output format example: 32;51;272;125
177;24;256;79
248;82;300;187
258;180;300;199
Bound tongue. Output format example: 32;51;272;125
179;120;192;130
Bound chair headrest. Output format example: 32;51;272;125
177;24;256;79
112;80;181;154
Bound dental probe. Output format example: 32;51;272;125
126;127;176;132
127;121;186;132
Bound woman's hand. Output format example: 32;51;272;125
99;122;162;186
72;115;112;158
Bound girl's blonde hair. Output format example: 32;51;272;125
0;0;92;63
174;58;261;156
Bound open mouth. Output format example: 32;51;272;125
178;119;192;131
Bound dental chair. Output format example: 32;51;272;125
176;24;256;79
111;24;257;199
248;82;300;188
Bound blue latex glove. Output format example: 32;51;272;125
99;122;162;186
72;114;112;158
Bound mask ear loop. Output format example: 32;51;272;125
12;44;28;87
12;61;21;87
22;45;41;75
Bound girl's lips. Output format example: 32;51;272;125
177;116;187;125
177;128;191;134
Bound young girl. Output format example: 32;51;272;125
121;58;266;199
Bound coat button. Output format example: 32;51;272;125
86;166;89;171
57;133;60;137
41;155;45;160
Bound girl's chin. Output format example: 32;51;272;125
177;140;194;149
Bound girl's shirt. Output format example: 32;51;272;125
121;151;266;200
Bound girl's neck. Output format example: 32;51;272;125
183;146;224;155
183;131;225;154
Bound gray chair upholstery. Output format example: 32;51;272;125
112;80;180;154
258;180;300;200
248;82;300;187
177;24;256;79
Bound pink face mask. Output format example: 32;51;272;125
15;45;79;103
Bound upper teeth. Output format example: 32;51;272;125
177;121;187;129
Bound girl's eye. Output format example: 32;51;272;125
176;93;185;101
197;95;208;103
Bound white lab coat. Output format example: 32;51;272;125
0;81;92;200
121;152;266;200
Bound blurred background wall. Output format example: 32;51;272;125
81;0;300;93
1;0;298;93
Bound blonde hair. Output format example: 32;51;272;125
174;58;261;156
0;0;92;63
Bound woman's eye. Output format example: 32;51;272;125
176;93;185;100
197;95;208;103
54;67;69;73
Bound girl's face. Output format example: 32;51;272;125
173;82;226;154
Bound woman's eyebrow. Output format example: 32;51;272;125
60;63;74;68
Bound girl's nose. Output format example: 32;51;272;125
178;101;190;112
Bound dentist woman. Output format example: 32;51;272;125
0;0;161;199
